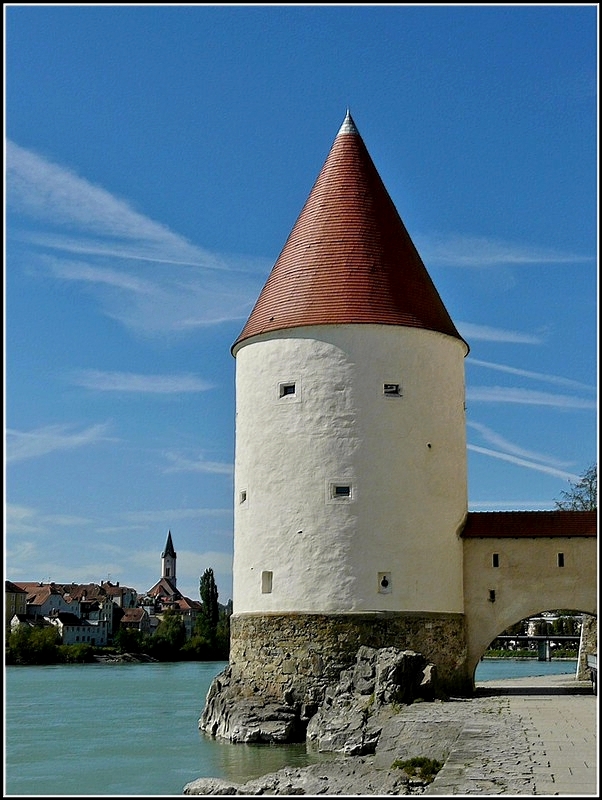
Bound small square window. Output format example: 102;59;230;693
279;382;296;398
327;480;354;503
384;383;402;396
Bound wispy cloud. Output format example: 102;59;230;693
72;370;214;394
457;322;544;344
466;358;596;392
466;386;596;409
467;421;573;469
6;423;113;464
6;503;94;536
467;444;580;482
467;420;582;482
6;141;268;336
7;141;223;262
163;451;234;475
469;500;557;511
418;233;592;268
118;507;231;526
9;142;590;342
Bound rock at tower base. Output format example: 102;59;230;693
199;645;443;747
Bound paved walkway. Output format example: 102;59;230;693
424;673;598;796
184;673;598;796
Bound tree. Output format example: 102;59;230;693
150;607;187;660
6;624;61;665
554;463;597;511
113;626;145;654
198;568;219;643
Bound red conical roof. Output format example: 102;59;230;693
233;111;467;353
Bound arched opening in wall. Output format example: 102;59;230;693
473;608;597;690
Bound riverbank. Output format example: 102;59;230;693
93;651;158;663
184;673;597;796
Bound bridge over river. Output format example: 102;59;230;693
491;634;581;661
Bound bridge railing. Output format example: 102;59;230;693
489;635;580;662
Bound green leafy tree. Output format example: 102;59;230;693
532;618;553;636
59;643;95;663
6;625;61;665
179;634;214;660
554;463;597;510
502;620;526;636
113;626;145;654
150;607;187;660
197;568;220;644
552;615;579;636
215;605;231;658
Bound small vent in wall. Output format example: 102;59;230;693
378;572;392;593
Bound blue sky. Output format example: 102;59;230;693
4;4;598;603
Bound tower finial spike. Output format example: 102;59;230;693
338;108;357;136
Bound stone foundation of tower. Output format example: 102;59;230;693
229;611;472;705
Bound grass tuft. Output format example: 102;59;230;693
391;756;443;783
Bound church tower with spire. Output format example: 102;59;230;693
161;530;177;588
230;111;471;700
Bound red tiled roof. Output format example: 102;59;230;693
461;510;597;538
173;597;202;611
5;580;27;594
121;608;147;622
146;577;180;599
233;111;467;353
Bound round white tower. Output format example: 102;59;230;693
230;112;470;698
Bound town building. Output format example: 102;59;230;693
9;579;138;646
120;606;152;636
46;610;109;647
4;580;27;634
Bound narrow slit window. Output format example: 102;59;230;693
239;490;247;504
279;382;296;398
261;571;273;593
492;553;499;568
383;383;402;397
557;553;565;568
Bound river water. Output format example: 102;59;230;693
4;658;577;796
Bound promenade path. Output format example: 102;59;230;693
424;673;598;796
184;672;598;796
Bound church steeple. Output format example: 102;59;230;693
161;530;177;587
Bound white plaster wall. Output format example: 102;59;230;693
232;324;468;615
463;536;598;677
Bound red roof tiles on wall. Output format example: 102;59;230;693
461;510;597;538
233;112;467;352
